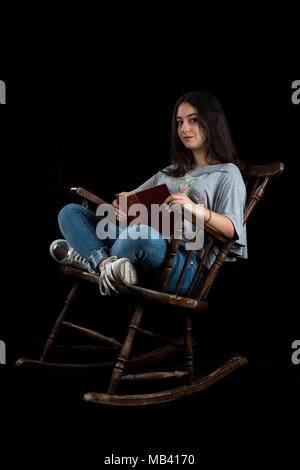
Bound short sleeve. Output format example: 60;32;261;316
214;168;247;249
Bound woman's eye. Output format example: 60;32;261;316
177;121;183;126
190;118;198;124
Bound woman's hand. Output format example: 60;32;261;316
163;192;197;213
112;191;134;221
164;192;234;238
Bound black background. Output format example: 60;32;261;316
0;64;299;466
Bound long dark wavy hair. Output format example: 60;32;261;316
163;90;241;177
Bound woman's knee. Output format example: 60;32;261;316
126;224;162;241
58;203;83;228
112;224;167;259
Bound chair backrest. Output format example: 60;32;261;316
160;161;284;300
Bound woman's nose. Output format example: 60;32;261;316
182;121;190;133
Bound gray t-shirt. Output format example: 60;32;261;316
132;162;248;268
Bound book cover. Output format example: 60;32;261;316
116;183;175;236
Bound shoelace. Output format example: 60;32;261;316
99;257;119;295
99;269;119;295
69;248;91;270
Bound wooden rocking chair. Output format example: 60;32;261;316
16;160;284;406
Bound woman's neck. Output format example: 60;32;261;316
192;149;214;168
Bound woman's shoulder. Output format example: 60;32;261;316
161;163;176;172
218;162;241;174
157;164;177;179
159;162;243;181
216;162;244;180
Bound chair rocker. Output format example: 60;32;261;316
16;161;284;406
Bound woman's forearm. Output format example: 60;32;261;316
203;207;235;239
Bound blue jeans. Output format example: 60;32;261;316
58;203;204;296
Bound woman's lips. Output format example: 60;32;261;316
183;136;193;140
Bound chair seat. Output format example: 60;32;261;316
61;265;208;312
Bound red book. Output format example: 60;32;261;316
116;183;174;237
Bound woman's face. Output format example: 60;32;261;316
176;102;206;151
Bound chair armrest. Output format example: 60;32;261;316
241;161;284;178
203;222;232;243
70;187;108;206
189;213;233;244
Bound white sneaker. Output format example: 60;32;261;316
99;256;138;295
49;239;96;274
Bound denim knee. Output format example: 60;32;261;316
124;224;162;242
112;224;167;264
58;203;82;231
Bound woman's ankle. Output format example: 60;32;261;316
98;260;106;270
98;256;117;271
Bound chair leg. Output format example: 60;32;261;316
40;281;80;362
184;314;194;385
107;301;144;395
